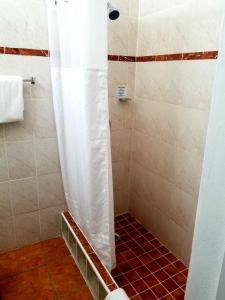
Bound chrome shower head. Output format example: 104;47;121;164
108;2;120;20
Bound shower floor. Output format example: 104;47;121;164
0;237;93;300
112;213;188;300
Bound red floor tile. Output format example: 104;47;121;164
123;284;137;297
172;273;187;287
163;264;180;277
136;266;151;278
0;266;56;300
140;289;157;300
113;213;188;300
132;279;149;293
171;288;185;300
154;270;170;282
151;284;168;298
162;278;179;293
126;270;141;283
143;274;159;288
146;261;161;273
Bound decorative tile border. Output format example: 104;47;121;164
111;51;218;62
61;211;119;300
0;46;49;57
0;46;218;61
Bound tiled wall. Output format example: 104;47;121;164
0;0;66;252
108;0;139;214
129;0;225;264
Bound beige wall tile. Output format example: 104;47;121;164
11;177;38;215
7;140;35;179
35;137;60;175
30;57;52;99
0;144;8;182
14;211;40;247
0;182;12;218
0;125;4;143
32;100;56;138
114;190;130;215
112;161;130;192
0;1;66;252
38;173;65;209
108;17;129;55
40;205;66;240
0;217;16;252
111;129;131;162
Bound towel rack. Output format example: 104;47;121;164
23;77;36;84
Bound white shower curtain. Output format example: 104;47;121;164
185;16;225;300
47;0;116;270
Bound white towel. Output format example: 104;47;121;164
105;288;130;300
0;75;24;123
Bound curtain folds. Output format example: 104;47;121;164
47;0;116;270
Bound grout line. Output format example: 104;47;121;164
113;213;187;299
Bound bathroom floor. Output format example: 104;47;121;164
0;237;93;300
112;213;188;300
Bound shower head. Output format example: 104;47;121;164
108;2;120;20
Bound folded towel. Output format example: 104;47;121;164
0;75;24;123
105;288;130;300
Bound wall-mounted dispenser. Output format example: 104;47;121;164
116;84;131;102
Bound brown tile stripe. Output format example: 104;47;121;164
110;51;218;62
0;47;218;61
62;211;118;292
0;47;49;56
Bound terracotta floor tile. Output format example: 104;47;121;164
112;213;188;299
0;244;45;279
47;255;86;294
117;243;129;253
146;261;161;273
136;236;148;244
123;284;137;297
129;257;144;268
149;250;162;260
144;233;155;241
173;261;186;272
60;286;93;300
119;262;133;273
163;264;180;277
122;250;136;260
133;246;146;256
139;253;153;265
132;279;148;293
41;238;70;262
154;270;170;282
161;294;175;300
162;278;179;293
151;284;168;298
126;270;140;283
131;295;142;300
171;288;185;300
155;257;170;268
158;246;169;255
136;266;151;278
143;274;159;288
140;289;157;300
0;266;56;300
151;240;162;248
172;273;187;287
165;253;178;263
114;274;129;287
111;266;121;277
141;242;155;252
125;240;139;249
